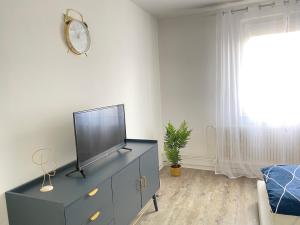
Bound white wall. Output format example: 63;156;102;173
158;14;217;170
0;0;162;224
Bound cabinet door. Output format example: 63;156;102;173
112;159;141;225
140;146;160;207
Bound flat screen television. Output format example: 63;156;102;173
73;104;127;172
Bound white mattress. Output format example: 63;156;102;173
257;180;300;225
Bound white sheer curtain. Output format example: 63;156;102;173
216;0;300;178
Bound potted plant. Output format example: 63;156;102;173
164;121;192;177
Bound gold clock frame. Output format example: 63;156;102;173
64;9;91;55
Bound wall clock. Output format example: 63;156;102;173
64;9;91;55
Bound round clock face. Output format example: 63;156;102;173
66;20;90;55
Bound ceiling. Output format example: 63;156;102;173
132;0;248;18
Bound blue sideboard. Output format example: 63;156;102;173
6;139;160;225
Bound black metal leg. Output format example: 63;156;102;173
152;194;158;211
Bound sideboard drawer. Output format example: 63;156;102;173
65;178;113;225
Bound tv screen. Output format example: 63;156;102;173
73;104;126;170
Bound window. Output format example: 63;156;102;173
239;31;300;126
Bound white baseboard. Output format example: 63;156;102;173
160;154;216;171
159;163;166;171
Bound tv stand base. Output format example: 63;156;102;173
122;147;133;151
65;169;86;178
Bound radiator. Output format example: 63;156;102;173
220;128;300;164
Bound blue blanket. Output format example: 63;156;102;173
261;165;300;216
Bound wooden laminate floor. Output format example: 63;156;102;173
136;167;259;225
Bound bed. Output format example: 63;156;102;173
257;180;300;225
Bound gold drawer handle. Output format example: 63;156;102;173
89;211;101;221
88;188;99;197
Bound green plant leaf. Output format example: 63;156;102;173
164;121;192;166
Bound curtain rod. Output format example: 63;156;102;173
231;7;248;14
259;2;276;9
224;0;298;15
